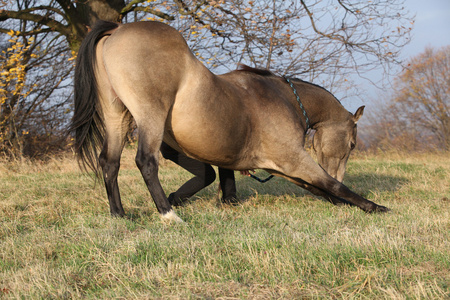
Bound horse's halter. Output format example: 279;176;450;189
284;77;310;132
249;77;311;184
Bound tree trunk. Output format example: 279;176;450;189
65;0;126;51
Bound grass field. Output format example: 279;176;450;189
0;148;449;299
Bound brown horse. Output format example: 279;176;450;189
70;20;389;222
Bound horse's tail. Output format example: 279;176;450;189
69;20;119;176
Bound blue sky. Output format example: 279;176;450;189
401;0;450;59
344;0;450;113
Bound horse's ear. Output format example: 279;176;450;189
353;106;365;123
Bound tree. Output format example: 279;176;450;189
0;0;414;156
362;46;450;152
0;30;35;154
0;12;73;157
392;46;449;150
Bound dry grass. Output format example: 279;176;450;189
0;148;449;299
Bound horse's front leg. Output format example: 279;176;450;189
273;154;390;213
275;172;351;206
135;129;183;222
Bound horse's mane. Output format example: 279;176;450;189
236;64;274;77
235;64;341;104
289;77;342;104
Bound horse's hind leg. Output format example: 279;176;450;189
134;123;183;222
99;111;131;217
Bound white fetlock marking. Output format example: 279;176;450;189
161;210;184;223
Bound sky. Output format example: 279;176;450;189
344;0;450;113
401;0;450;59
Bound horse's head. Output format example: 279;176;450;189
313;106;364;182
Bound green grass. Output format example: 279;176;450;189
0;150;449;299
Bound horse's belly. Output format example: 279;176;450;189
168;110;248;167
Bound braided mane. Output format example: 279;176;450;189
236;64;341;104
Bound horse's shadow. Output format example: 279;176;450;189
124;169;408;222
230;170;408;201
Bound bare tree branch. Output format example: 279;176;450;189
0;9;70;36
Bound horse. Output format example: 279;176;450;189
70;20;389;222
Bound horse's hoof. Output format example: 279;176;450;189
370;205;391;213
221;196;246;206
110;212;126;218
161;210;184;223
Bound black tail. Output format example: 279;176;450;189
69;20;119;176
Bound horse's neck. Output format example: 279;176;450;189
293;81;350;128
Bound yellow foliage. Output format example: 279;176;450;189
68;50;77;62
0;32;36;143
